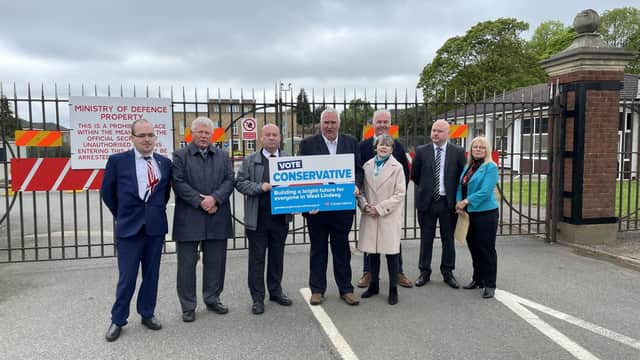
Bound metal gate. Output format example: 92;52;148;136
6;82;633;263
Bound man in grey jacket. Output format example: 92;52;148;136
235;124;293;315
172;117;234;323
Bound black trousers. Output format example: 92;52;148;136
417;196;457;278
362;247;404;274
176;239;227;312
307;212;354;295
368;253;400;290
467;209;498;288
246;217;288;302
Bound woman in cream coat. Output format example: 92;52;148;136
357;134;406;305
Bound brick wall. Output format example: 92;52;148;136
555;70;623;219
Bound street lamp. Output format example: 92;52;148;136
279;82;292;138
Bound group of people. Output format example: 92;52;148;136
101;108;499;342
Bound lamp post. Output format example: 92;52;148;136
279;82;292;138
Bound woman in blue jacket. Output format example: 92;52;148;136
455;136;499;299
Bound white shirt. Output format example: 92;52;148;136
322;134;338;155
262;148;279;158
433;143;447;196
134;149;161;200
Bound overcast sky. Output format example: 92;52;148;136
0;0;636;100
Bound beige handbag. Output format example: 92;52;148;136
454;211;469;244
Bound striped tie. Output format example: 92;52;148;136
433;147;441;201
143;156;159;202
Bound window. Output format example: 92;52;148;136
247;140;256;151
231;104;241;113
211;104;220;113
232;139;241;151
521;117;548;157
494;127;508;152
232;122;238;134
179;141;187;149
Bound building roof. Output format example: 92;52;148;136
439;74;639;120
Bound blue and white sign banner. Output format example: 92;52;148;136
269;154;356;214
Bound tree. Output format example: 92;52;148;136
417;18;547;102
340;99;373;139
0;96;19;140
599;7;640;73
528;20;575;62
295;88;313;125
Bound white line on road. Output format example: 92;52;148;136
299;287;359;360
502;290;640;351
496;290;599;360
496;289;640;359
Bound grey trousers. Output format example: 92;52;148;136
176;239;227;312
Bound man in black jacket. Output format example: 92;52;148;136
411;120;466;289
299;108;363;306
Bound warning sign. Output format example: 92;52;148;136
69;96;173;169
242;117;257;141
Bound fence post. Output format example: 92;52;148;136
540;9;634;245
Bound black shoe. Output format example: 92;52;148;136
361;286;379;298
105;323;122;342
252;301;265;315
443;274;460;289
388;287;398;305
415;273;430;287
482;287;495;299
269;293;293;306
463;280;483;289
206;301;229;314
141;316;162;330
182;311;195;322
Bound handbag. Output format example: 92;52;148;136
454;211;469;244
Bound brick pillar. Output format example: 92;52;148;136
540;9;634;245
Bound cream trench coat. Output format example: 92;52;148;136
357;155;406;255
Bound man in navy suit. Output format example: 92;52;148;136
356;109;412;289
411;119;466;289
299;108;363;306
101;119;172;342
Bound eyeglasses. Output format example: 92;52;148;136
133;133;157;139
472;146;486;150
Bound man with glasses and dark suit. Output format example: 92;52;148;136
101;119;172;342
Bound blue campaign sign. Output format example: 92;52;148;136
268;154;356;213
270;183;356;214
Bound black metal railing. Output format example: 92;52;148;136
1;83;636;262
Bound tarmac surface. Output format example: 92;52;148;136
1;236;640;360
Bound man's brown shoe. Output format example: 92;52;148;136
309;293;324;305
340;292;360;306
397;273;413;288
357;272;371;288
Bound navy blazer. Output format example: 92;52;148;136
101;149;172;238
411;142;466;211
359;137;410;186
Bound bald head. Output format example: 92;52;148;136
430;120;450;146
261;123;281;154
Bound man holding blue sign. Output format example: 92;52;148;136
298;108;363;306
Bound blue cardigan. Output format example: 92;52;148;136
456;162;499;212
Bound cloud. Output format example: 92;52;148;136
1;0;638;94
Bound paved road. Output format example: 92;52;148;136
1;236;639;359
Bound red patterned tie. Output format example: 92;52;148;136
144;156;159;202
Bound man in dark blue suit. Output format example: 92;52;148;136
356;109;413;289
299;108;363;306
101;119;172;342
